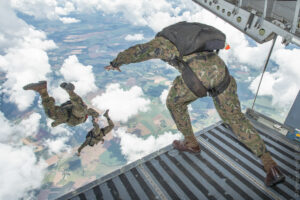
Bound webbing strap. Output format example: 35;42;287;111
179;59;208;98
177;56;230;98
208;66;231;97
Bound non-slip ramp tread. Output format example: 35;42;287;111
57;122;300;200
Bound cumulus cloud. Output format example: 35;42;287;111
60;55;97;96
11;0;75;20
46;119;73;136
0;1;28;50
0;1;56;111
0;112;15;143
0;43;54;111
44;119;73;154
18;113;41;137
125;34;145;41
92;84;150;122
0;143;46;200
0;111;46;200
114;127;182;163
65;0;277;70
59;17;80;24
49;87;70;105
0;112;41;143
9;0;288;71
249;47;300;108
160;89;169;104
55;1;76;16
11;0;59;19
71;0;173;28
45;137;71;154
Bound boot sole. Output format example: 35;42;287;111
172;141;201;154
266;176;285;187
23;81;46;90
60;83;74;91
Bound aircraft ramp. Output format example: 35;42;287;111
57;110;300;200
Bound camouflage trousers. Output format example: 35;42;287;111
42;96;69;124
78;117;114;153
166;75;267;157
41;91;88;127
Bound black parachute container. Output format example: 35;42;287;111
156;21;226;56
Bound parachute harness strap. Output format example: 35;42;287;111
252;35;278;109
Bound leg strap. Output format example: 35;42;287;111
177;57;230;98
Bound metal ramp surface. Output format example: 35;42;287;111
57;117;300;200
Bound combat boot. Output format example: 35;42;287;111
23;81;47;93
60;82;75;92
173;135;201;153
261;152;285;186
87;108;99;118
23;81;48;97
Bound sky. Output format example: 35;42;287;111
0;0;299;199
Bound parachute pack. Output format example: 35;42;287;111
156;21;226;56
157;21;230;98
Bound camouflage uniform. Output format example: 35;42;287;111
78;115;114;153
111;36;267;157
42;90;90;127
22;81;99;127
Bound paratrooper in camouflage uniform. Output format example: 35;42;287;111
105;35;285;186
23;81;99;127
77;109;114;156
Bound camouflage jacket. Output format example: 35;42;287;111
86;119;105;146
111;36;228;89
61;102;88;126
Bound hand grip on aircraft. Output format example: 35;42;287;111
104;64;121;72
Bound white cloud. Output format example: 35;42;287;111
46;119;73;136
0;143;46;200
8;0;289;72
125;34;144;41
55;1;75;16
0;112;41;143
45;137;71;154
66;0;276;70
114;127;182;163
0;112;15;143
0;1;56;111
18;113;41;137
0;1;28;50
0;44;54;111
0;111;45;200
92;84;150;122
44;119;73;155
11;0;76;20
60;55;97;96
249;47;300;108
160;89;169;104
71;0;173;28
11;0;58;19
59;17;80;24
49;87;69;105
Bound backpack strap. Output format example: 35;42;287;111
175;56;231;98
207;66;231;97
176;57;208;98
